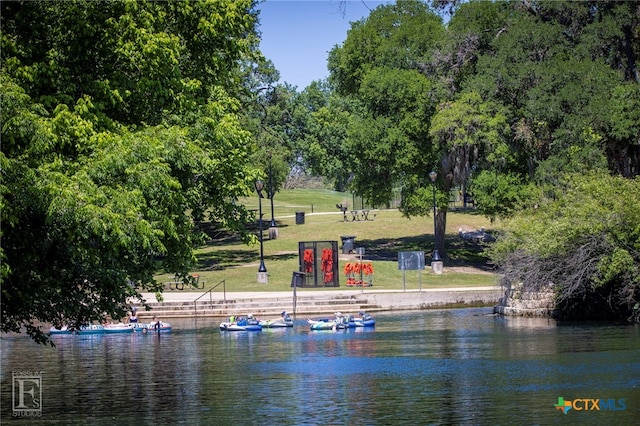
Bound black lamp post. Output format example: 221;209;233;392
429;171;441;262
255;180;267;278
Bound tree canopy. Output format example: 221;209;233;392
316;1;639;319
1;0;264;343
321;0;639;257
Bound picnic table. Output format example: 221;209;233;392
349;209;376;221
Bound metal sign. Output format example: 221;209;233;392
398;251;425;271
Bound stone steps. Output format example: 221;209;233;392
133;296;382;320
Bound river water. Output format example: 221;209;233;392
2;308;639;425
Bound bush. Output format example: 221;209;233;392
490;173;640;322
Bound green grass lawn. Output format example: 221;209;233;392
156;189;500;292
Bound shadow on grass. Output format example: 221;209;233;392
351;234;494;271
198;224;495;272
195;248;298;271
197;220;291;244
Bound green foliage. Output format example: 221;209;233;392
1;0;260;125
429;91;511;184
491;173;640;321
606;84;640;141
459;0;640;181
324;0;639;264
328;0;443;96
241;83;300;195
327;1;446;222
359;68;434;141
346;114;404;207
1;1;262;344
469;171;537;222
302;104;352;190
287;82;360;191
535;128;609;188
346;67;436;206
600;83;640;177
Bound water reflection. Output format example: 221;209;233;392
2;308;639;424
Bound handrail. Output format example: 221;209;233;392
193;280;226;317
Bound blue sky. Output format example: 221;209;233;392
258;0;395;89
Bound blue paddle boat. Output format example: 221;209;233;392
103;323;134;334
260;311;294;328
49;324;105;335
308;313;350;331
353;311;375;327
219;315;262;331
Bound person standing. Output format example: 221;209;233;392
129;307;138;323
151;315;161;331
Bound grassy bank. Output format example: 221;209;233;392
155;189;500;292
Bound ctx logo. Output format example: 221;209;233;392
554;397;626;414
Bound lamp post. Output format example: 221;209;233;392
255;180;268;283
429;171;443;274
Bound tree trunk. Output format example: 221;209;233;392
432;172;453;259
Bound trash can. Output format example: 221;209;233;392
295;211;305;225
291;271;306;287
341;236;356;254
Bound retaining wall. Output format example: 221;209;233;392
134;287;503;319
493;283;556;317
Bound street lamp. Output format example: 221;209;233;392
255;180;268;283
429;171;442;273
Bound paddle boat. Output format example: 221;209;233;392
130;321;172;333
49;324;105;335
50;319;173;335
308;318;343;331
49;325;75;335
353;311;375;327
49;326;72;335
103;323;134;334
259;311;294;328
308;312;351;331
219;314;262;331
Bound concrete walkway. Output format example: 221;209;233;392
139;286;500;303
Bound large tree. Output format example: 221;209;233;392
328;0;447;252
1;0;263;343
457;0;640;181
428;91;512;242
291;81;362;192
349;67;436;208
